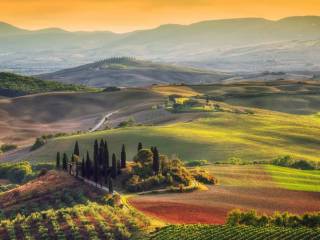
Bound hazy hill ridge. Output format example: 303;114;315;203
1;16;320;74
38;57;234;87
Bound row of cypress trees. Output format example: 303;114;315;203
55;140;130;193
56;141;160;192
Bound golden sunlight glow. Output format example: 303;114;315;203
1;0;319;32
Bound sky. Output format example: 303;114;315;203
1;0;320;32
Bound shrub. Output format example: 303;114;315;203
118;117;135;128
0;162;33;183
186;160;208;167
272;156;318;170
0;144;17;153
30;137;46;151
103;86;121;92
227;209;320;228
190;168;217;185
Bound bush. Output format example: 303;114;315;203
0;162;33;183
227;209;320;228
30;137;46;151
272;156;318;170
118;117;135;128
186;160;208;167
190;168;217;185
103;86;121;92
0;144;17;153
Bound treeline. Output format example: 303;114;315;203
227;209;320;228
0;72;93;96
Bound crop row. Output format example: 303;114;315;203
150;225;320;240
0;202;149;240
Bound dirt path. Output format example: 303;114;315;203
0;110;120;162
89;111;118;132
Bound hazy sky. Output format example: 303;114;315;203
1;0;320;32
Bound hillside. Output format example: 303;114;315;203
0;171;151;239
1;16;320;74
38;58;233;87
0;72;92;97
0;88;168;146
24;107;320;164
152;81;320;115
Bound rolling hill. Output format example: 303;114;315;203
0;170;151;239
23;107;320;164
0;72;93;97
0;88;165;146
153;80;320;115
38;58;233;87
1;16;320;74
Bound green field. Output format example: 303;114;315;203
29;110;320;164
264;165;320;192
150;225;320;240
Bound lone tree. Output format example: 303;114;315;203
138;142;143;152
120;144;126;168
62;153;68;171
152;147;160;174
56;152;61;169
85;151;92;179
74;141;80;156
111;153;117;179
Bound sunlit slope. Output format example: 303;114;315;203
264;165;320;192
29;110;320;163
188;81;320;114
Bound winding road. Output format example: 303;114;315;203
0;110;119;162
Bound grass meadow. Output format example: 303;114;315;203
29;110;320;164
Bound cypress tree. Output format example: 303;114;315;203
153;147;160;174
56;152;60;169
105;141;109;168
93;140;99;184
117;159;121;175
108;176;113;194
138;142;143;152
111;153;117;179
62;153;68;171
75;163;79;177
120;144;126;169
74;141;80;156
85;151;92;179
81;157;86;178
99;139;105;166
93;139;99;163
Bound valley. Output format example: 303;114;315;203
0;13;320;239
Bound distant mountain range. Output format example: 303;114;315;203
1;16;320;75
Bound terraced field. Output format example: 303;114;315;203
150;225;320;240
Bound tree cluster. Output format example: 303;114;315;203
56;140;128;194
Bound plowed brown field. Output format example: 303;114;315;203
129;165;320;224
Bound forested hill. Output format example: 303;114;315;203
0;72;94;97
